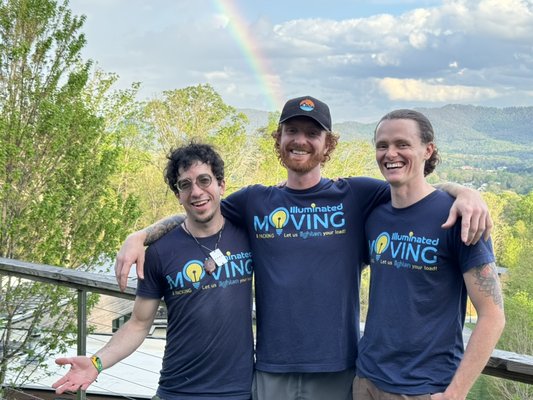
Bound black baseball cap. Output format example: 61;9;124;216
279;96;332;131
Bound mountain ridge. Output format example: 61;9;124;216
239;104;533;149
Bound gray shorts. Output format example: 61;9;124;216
253;368;355;400
353;377;432;400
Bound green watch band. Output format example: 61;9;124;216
90;355;103;374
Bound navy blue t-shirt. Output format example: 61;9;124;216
357;190;495;395
137;220;254;400
222;177;389;373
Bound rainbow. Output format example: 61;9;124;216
213;0;284;112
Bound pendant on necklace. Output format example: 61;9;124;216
210;248;228;266
204;257;217;274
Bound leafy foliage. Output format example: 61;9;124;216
489;289;533;399
118;84;256;228
0;0;140;387
481;191;533;399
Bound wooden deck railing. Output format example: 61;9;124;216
1;256;532;397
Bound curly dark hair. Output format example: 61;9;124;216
164;142;225;194
375;109;440;176
271;122;339;167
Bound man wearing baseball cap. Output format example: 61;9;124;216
279;95;332;130
115;95;492;400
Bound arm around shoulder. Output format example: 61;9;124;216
437;182;493;245
114;214;185;291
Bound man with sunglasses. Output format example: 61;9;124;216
114;96;492;400
53;143;254;400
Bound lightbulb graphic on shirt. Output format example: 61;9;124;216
374;232;390;260
269;207;289;235
183;260;205;289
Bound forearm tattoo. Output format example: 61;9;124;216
144;215;185;245
472;262;504;309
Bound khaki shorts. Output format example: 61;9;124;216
353;377;432;400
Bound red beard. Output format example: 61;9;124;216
280;144;325;173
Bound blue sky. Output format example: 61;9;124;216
69;0;533;122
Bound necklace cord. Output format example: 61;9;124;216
182;221;224;260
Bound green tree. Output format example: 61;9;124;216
486;191;533;399
323;139;377;180
127;84;252;226
252;111;286;186
0;0;140;387
491;290;533;399
497;191;533;294
482;191;521;263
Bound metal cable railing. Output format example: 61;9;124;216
2;256;533;400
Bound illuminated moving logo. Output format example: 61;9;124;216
165;251;253;291
254;203;345;235
183;260;205;289
370;230;440;265
374;232;390;260
269;207;289;235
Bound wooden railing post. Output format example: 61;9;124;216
77;289;87;400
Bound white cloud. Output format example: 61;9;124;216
474;0;533;38
371;53;400;67
408;32;428;49
378;77;499;102
205;70;232;81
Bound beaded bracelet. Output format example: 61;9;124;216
90;355;103;374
